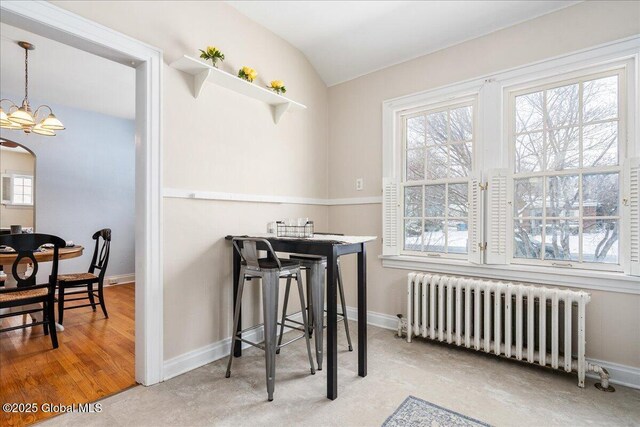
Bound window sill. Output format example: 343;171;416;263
380;255;640;295
1;203;34;209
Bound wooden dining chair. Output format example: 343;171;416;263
56;228;111;324
0;233;66;349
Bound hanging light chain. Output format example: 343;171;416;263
24;46;29;104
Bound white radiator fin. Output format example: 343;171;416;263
382;177;399;255
405;273;593;387
467;174;483;264
486;169;510;264
626;157;640;276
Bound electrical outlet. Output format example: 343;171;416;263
356;178;364;191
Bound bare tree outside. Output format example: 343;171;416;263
404;104;472;254
513;74;619;264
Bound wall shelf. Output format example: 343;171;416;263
169;55;307;124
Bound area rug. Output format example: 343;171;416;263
382;396;491;427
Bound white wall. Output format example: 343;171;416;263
0;97;136;277
327;1;640;369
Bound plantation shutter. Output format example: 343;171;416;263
1;175;12;203
467;173;483;264
382;177;399;256
486;169;510;265
625;157;640;276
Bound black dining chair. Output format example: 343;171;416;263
0;233;66;349
56;228;111;324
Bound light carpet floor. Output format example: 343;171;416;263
41;322;640;426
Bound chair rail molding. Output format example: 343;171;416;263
163;187;383;206
0;0;164;386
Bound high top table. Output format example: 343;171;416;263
226;233;376;400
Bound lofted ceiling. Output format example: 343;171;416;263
228;1;581;86
0;23;135;120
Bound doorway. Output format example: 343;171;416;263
0;0;163;393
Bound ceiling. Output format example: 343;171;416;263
0;23;135;120
228;1;581;86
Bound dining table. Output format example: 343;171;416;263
0;245;84;331
226;233;376;400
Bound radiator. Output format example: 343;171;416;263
402;272;612;390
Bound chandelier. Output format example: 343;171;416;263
0;41;65;136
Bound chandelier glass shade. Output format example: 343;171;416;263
0;41;65;136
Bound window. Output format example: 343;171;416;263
402;101;474;256
12;175;33;205
382;39;639;286
511;71;622;268
0;174;34;206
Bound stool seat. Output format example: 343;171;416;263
243;258;300;271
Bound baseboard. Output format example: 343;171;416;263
163;313;303;381
105;274;135;286
344;305;398;331
584;358;640;389
344;305;640;390
162;306;640;390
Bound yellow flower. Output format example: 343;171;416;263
270;80;284;89
207;46;217;55
240;66;258;82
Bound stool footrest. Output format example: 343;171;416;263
236;336;265;351
233;331;307;351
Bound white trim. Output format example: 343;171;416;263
382;36;640;282
344;305;399;330
163;328;264;381
105;273;136;286
163;314;302;381
163;304;640;389
380;255;640;295
345;305;640;390
584;358;640;390
163;187;382;206
0;1;164;386
327;196;382;206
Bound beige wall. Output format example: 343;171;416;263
51;1;640;369
328;1;640;368
0;148;35;229
53;1;329;360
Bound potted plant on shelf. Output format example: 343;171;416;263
238;66;258;82
199;45;225;68
268;80;287;95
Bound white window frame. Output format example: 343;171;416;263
10;173;34;206
506;67;626;273
399;97;478;260
1;172;34;207
381;36;640;294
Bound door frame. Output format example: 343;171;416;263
0;1;164;385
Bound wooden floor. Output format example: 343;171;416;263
0;284;135;427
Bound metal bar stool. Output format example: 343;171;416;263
278;253;353;371
226;238;315;401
